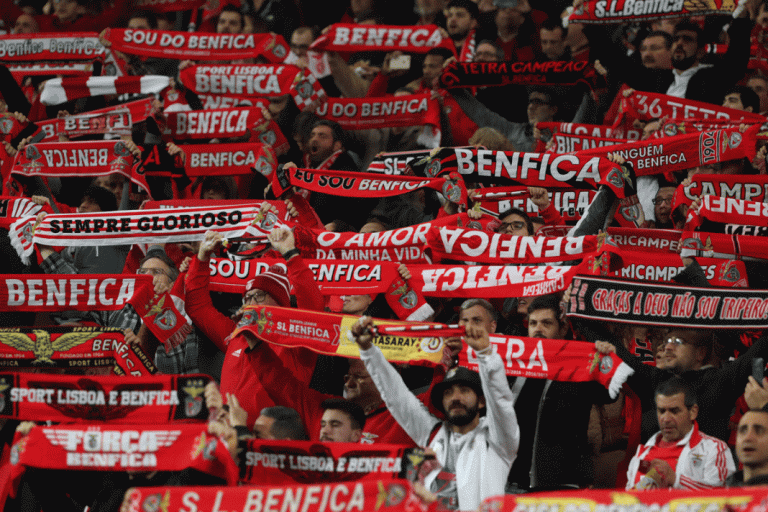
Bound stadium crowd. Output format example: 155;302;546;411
3;0;768;509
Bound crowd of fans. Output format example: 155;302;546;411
4;0;768;509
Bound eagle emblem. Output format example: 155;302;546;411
0;330;99;365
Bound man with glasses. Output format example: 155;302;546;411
651;186;675;229
595;327;768;443
496;207;533;236
185;226;325;431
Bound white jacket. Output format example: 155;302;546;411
360;345;520;510
626;422;735;490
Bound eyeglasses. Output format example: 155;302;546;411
528;98;551;106
652;197;673;206
243;290;269;305
499;220;526;231
137;267;168;277
664;337;687;346
344;373;369;383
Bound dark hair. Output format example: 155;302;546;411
312;119;345;146
426;47;455;61
139;247;180;282
447;0;479;20
460;298;498;323
499;207;534;235
540;18;565;36
128;10;158;29
260;406;309;440
200;176;235;199
527;294;564;325
528;87;559;107
218;5;244;30
82;185;117;212
655;376;697;409
321;398;366;431
642;30;673;50
673;21;704;48
476;39;504;61
726;85;761;113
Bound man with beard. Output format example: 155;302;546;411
283;119;373;229
444;0;479;62
626;17;753;105
319;399;366;443
350;313;519;510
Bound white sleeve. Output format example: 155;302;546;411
478;351;519;464
359;345;441;446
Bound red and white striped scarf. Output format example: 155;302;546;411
40;76;170;105
9;206;263;264
37;98;153;142
0;33;105;61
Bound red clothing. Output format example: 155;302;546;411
254;340;418;445
184;253;325;428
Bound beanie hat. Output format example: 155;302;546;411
245;265;290;307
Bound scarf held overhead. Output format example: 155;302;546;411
0;373;212;423
178;64;303;99
103;28;288;62
314;93;440;131
567;275;768;328
0;33;105;61
40;76;170;106
8;206;262;264
438;60;597;89
309;24;449;54
566;0;748;23
0;275;150;311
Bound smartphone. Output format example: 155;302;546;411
753;357;764;381
390;55;411;71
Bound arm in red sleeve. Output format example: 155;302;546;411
286;254;325;311
287;193;324;230
184;255;235;351
252;341;328;439
540;201;563;226
365;73;391;98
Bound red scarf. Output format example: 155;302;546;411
680;229;768;262
458;29;476;62
12;423;238;483
685;195;768;231
271;167;466;204
314;93;440;131
124;480;424;511
0;373;212;422
178;64;302;98
459;336;631;398
0;33;105;61
37;98;153;142
310;23;449;54
0;326;155;376
576;126;759;177
128;279;193;352
162;106;269;140
56;109;132;138
103;28;289;63
606;227;681;254
618;90;766;124
134;0;205;12
418;147;631;198
240;440;410;484
538;121;641;141
674;174;768;210
473;186;595;222
11;140;137;179
366;148;436;174
567;0;747;23
40;76;170;106
654;118;745;138
548;132;624;153
425;227;598;264
180;142;277;177
7;62;95;83
0;275;150;311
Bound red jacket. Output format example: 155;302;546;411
184;253;325;429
